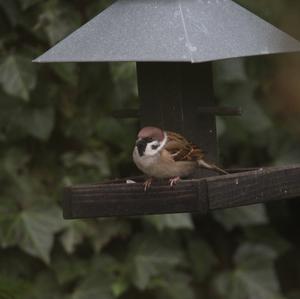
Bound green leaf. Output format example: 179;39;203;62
40;4;81;45
60;219;130;254
91;254;129;297
214;244;283;299
17;106;55;140
0;55;37;101
50;63;78;86
18;0;42;10
52;256;88;285
245;226;291;256
234;243;277;267
111;279;128;298
128;234;185;290
2;148;30;179
0;274;30;299
287;291;300;299
110;62;138;101
145;214;194;231
71;273;114;299
63;150;111;178
214;58;248;86
155;272;196;299
59;220;89;254
274;146;300;166
213;204;268;230
187;239;218;281
76;151;111;177
95;117;136;149
4;205;64;264
91;219;130;252
215;269;284;299
24;271;64;299
222;83;272;134
0;0;20;26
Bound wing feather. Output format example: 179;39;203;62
165;131;204;162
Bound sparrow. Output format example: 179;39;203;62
133;126;228;190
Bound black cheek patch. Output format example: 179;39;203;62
137;140;148;156
151;144;159;150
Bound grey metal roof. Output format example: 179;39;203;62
34;0;300;63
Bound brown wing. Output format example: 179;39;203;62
164;131;205;162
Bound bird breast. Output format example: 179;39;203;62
133;147;197;178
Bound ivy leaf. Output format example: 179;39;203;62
245;226;291;256
187;239;218;282
4;205;64;264
71;273;114;299
18;0;42;10
60;220;90;254
2;148;30;179
60;219;130;254
214;58;248;86
91;219;130;252
110;62;138;101
111;279;129;298
155;272;196;299
17;106;55;140
0;0;20;26
75;151;111;177
25;271;64;299
52;256;89;286
224;83;272;134
127;234;184;290
274;146;300;166
145;214;194;231
288;291;300;299
213;204;268;230
95;117;136;149
40;4;81;45
0;274;30;299
234;243;277;266
63;150;111;178
214;244;283;299
50;63;78;86
0;55;37;101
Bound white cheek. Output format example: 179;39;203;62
144;142;159;156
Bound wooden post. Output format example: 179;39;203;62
137;62;218;176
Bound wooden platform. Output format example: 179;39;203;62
63;164;300;219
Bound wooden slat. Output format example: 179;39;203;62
64;180;208;218
207;165;300;209
63;165;300;219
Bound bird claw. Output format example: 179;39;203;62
143;178;153;191
169;176;180;187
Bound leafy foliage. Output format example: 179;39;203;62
0;55;36;101
0;0;300;299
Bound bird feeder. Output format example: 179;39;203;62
35;0;300;218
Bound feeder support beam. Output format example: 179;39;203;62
137;62;218;168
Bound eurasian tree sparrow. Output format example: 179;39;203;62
133;126;228;190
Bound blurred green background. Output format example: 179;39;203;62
0;0;300;298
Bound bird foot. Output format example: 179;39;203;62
169;176;180;187
143;178;153;191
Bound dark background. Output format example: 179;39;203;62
0;0;299;298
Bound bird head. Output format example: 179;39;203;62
135;126;167;157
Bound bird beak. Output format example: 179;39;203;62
135;138;142;147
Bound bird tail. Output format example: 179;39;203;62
197;159;228;175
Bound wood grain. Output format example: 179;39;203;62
63;165;300;219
